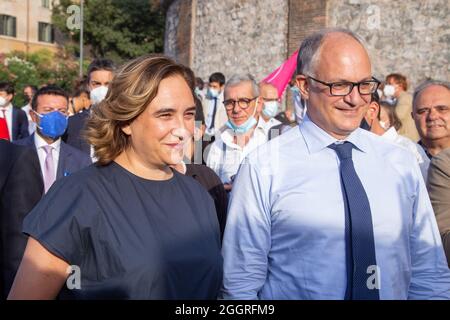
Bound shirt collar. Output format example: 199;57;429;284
382;127;398;141
34;132;61;151
0;103;13;112
299;113;369;154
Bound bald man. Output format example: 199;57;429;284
221;28;450;300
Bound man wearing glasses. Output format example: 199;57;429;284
221;28;450;299
206;74;279;191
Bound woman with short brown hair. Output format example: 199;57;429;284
8;55;223;300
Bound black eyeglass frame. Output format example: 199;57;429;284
307;75;381;96
223;96;258;110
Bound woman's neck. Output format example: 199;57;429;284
114;148;173;180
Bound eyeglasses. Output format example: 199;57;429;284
223;97;258;110
308;76;380;96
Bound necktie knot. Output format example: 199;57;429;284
328;141;353;160
42;145;53;155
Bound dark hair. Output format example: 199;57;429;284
371;91;381;119
71;77;90;98
209;72;225;86
24;85;38;94
31;85;69;111
0;82;15;96
386;73;408;91
87;58;115;81
195;77;204;90
194;96;205;125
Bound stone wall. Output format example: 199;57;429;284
163;0;192;67
164;0;449;91
168;0;289;83
327;0;450;90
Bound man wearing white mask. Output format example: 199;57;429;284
0;82;29;141
204;72;227;139
385;73;419;142
206;74;278;191
21;85;38;135
258;82;282;138
63;59;115;155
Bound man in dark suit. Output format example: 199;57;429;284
14;85;91;194
63;58;115;154
0;140;43;298
427;148;450;267
0;82;29;141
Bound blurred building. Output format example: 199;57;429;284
0;0;59;54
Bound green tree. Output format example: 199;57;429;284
52;0;165;64
0;49;80;107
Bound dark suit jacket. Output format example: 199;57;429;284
11;108;29;141
0;140;43;298
427;148;450;267
14;134;92;181
62;109;91;155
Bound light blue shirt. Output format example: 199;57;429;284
221;115;450;300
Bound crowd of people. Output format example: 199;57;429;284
0;27;449;300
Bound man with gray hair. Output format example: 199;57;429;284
412;79;450;158
206;74;279;191
221;28;450;299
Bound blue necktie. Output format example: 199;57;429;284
329;142;380;300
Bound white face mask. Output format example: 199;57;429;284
262;101;279;118
207;88;219;99
379;120;390;130
90;86;109;105
383;85;395;97
294;99;307;123
0;96;8;107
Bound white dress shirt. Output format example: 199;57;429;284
22;104;36;135
221;114;450;300
34;133;61;180
205;91;227;136
382;127;430;181
206;117;278;183
0;103;13;140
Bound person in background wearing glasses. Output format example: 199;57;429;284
205;74;280;192
221;28;450;300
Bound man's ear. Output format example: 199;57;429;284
30;109;38;124
366;101;379;121
296;74;309;99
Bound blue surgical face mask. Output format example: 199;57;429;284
225;98;258;134
34;110;68;139
290;86;300;94
262;101;279;118
195;87;203;98
207;88;219;99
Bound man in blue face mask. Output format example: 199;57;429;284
14;85;91;194
206;74;277;191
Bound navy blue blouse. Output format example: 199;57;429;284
23;162;223;299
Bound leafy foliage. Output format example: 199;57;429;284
52;0;165;64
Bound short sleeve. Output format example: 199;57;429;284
22;174;93;265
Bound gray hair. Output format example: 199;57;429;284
413;79;450;107
296;28;365;76
225;73;259;97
